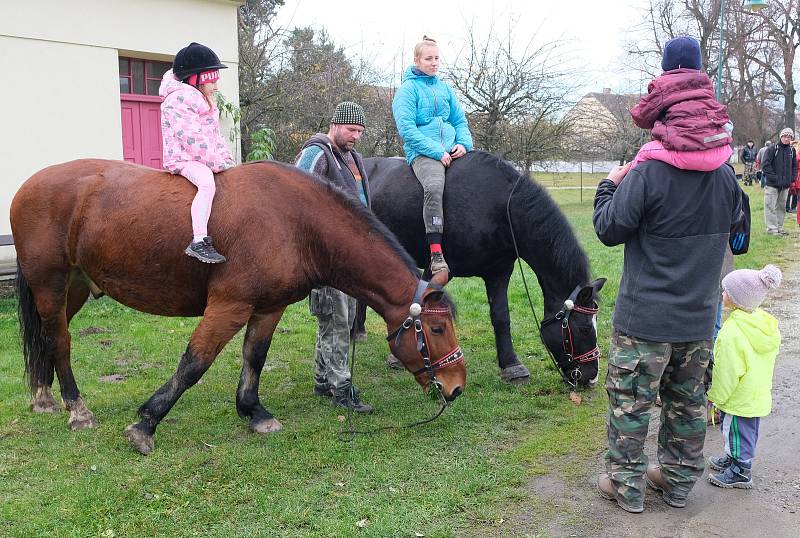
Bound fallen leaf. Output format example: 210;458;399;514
388;486;398;493
356;518;369;528
90;465;97;472
414;532;425;537
202;441;216;449
569;391;582;405
337;415;346;422
335;482;345;487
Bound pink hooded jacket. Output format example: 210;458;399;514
630;68;732;152
159;70;235;173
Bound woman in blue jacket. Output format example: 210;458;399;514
392;36;473;276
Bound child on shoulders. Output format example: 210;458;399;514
629;36;733;172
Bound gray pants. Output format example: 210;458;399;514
764;186;789;232
309;286;356;391
411;156;446;234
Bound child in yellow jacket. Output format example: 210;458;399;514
707;265;782;489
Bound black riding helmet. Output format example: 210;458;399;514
172;42;228;81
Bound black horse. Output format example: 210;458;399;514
361;151;605;387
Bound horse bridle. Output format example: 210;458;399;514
386;280;464;394
540;285;600;386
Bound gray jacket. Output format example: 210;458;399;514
593;161;742;343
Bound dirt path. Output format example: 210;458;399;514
509;253;800;537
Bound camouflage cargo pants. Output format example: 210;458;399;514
605;330;711;507
309;287;357;391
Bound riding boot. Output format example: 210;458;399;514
430;252;449;275
185;236;226;263
332;384;372;414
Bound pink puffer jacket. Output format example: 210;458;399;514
630;69;732;152
159;70;235;173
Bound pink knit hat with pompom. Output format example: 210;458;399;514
721;265;782;311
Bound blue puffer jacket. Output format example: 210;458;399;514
392;67;473;165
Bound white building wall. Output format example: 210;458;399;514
0;0;243;266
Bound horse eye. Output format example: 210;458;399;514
431;326;445;335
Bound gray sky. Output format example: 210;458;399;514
274;0;651;94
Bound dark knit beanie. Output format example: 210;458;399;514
331;102;366;127
661;36;702;71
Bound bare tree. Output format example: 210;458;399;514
446;21;578;170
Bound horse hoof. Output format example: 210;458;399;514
250;418;282;434
124;424;154;455
68;413;99;430
386;353;403;370
501;364;531;385
31;387;60;413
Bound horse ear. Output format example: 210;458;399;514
577;278;606;304
422;288;444;304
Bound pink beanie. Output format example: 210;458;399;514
721;264;782;311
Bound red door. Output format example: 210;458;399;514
121;95;163;168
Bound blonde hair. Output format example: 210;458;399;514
414;36;438;60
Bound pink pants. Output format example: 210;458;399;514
176;161;216;238
631;140;733;172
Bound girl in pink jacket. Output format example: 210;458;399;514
160;42;234;263
629;36;733;172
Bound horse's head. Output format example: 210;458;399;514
540;278;606;388
387;272;466;401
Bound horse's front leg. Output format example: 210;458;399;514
483;269;530;384
124;301;253;455
237;310;285;434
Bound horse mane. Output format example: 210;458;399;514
242;160;423;277
471;151;591;286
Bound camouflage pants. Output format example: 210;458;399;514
605;330;711;507
309;287;356;391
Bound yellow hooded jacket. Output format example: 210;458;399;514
708;308;781;417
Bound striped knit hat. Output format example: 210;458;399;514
331;102;366;127
722;264;782;312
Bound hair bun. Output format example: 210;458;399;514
759;264;782;290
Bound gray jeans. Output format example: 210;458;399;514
309;286;356;391
411;156;446;234
764;186;788;232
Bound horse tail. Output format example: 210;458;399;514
16;263;50;393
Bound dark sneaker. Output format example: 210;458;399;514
185;236;226;263
778;229;790;236
708;454;733;472
314;382;332;397
430;252;449;275
596;473;644;513
646;464;687;508
708;462;753;489
332;385;372;414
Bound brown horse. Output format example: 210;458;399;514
11;159;465;454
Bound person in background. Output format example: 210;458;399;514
761;128;796;236
392;36;473;276
740;140;758;186
294;102;373;414
707;265;782;489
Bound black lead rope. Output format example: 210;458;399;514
506;173;579;389
337;325;449;442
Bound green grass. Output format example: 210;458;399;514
0;183;794;537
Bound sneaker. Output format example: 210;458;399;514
708;461;753;489
645;464;687;508
596;473;644;514
185;236;226;263
430;252;449;275
332;385;372;414
778;229;790;236
708;454;733;472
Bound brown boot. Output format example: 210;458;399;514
596;474;644;513
430;252;449;275
646;464;687;508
